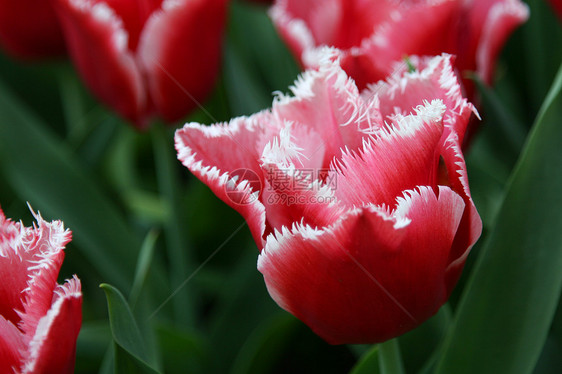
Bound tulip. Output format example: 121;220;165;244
53;0;228;128
176;52;482;344
270;0;529;97
0;0;66;59
0;207;82;373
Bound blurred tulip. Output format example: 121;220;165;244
176;52;482;344
0;0;66;59
0;206;82;373
271;0;529;98
53;0;228;128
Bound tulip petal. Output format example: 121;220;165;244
334;100;445;207
17;215;69;341
0;216;31;324
440;134;482;287
472;0;529;83
365;54;477;142
0;316;25;373
0;210;70;330
138;0;227;122
21;277;82;374
272;62;382;166
54;0;146;125
0;0;65;59
175;116;268;246
258;185;464;344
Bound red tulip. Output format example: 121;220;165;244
271;0;528;97
0;0;66;59
53;0;228;128
176;52;482;344
0;207;82;373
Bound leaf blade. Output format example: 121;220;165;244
436;62;562;374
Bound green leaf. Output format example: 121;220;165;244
100;284;161;373
0;80;138;292
398;304;451;373
349;345;381;374
129;229;160;310
378;339;405;374
435;62;562;374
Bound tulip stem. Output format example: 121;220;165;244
152;123;196;327
378;338;406;374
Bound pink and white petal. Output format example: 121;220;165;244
271;0;399;59
272;62;381;167
15;211;70;341
175;116;268;246
339;0;458;89
0;315;25;373
365;54;477;142
260;163;342;232
54;0;147;126
21;277;82;374
0;215;30;324
334;100;445;208
0;210;70;328
440;134;482;285
258;185;465;344
259;121;344;230
176;113;268;187
269;0;318;66
472;0;529;84
138;0;227;123
260;121;325;170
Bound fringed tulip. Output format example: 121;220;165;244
175;52;482;344
271;0;529;98
0;207;82;373
0;0;66;59
53;0;228;128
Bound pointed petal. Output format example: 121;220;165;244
54;0;146;125
0;209;70;329
258;186;465;344
471;0;529;83
21;277;82;374
365;54;477;142
440;133;482;288
138;0;228;122
334;100;445;207
0;212;30;324
272;61;381;167
175;115;268;246
0;315;24;373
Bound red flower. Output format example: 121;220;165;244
176;53;482;344
53;0;228;128
0;207;82;373
271;0;528;97
0;0;66;59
